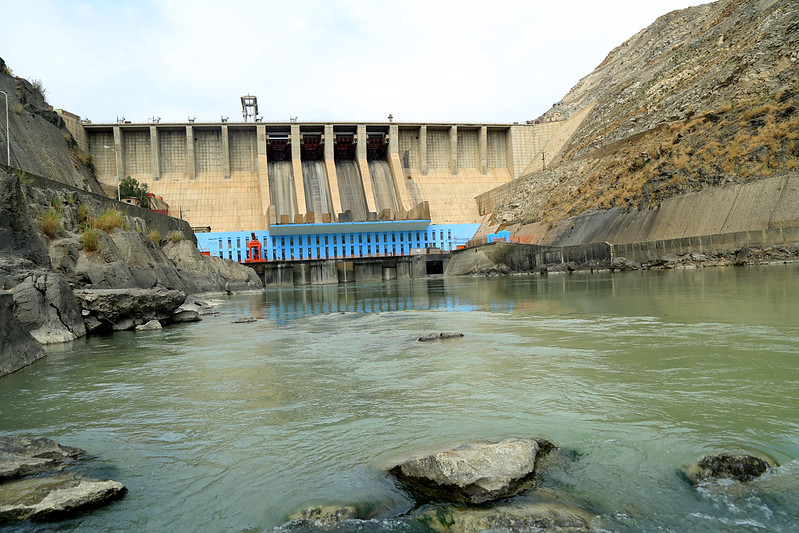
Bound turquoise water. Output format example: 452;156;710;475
1;265;798;531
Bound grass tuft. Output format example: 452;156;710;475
81;227;101;252
40;208;62;238
93;208;124;233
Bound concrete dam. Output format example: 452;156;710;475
64;116;572;232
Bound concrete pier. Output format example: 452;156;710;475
253;254;449;286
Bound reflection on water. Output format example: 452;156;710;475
1;265;798;532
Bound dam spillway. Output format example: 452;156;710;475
63;116;577;232
301;160;333;218
268;161;297;222
370;160;399;214
336;160;368;221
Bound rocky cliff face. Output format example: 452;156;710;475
494;0;799;226
0;58;103;193
0;59;263;378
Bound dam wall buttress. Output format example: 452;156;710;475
72;119;566;232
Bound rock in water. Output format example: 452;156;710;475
683;453;773;484
288;506;358;527
135;319;162;331
418;332;464;342
0;437;127;521
415;500;595;533
0;293;45;378
389;438;554;504
0;476;127;521
0;436;83;480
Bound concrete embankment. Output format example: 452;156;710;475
446;226;799;276
507;173;799;246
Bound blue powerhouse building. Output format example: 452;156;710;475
195;221;480;263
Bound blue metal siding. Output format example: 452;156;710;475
196;223;480;263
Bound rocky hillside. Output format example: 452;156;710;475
0;58;262;378
494;0;799;225
0;58;102;193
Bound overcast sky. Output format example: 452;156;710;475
2;0;710;124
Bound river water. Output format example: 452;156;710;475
2;266;798;532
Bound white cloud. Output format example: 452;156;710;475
0;0;711;124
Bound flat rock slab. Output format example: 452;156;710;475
73;287;186;322
390;438;553;504
0;475;126;521
0;437;83;480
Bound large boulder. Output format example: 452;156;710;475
0;293;45;378
162;240;262;292
287;506;358;528
11;270;86;344
73;286;186;331
389;438;555;504
0;172;51;268
682;453;773;484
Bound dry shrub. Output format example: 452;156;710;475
40;208;61;238
77;204;90;224
94;208;124;233
149;229;161;245
82;227;100;252
168;231;184;243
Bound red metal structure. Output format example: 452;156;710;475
245;233;262;262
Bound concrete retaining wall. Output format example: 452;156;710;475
538;173;799;246
446;224;799;276
21;171;196;245
613;226;799;262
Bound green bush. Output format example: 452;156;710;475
40;208;62;238
149;229;161;245
81;227;100;252
169;231;184;243
94;208;124;233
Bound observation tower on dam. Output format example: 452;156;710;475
61;102;574;280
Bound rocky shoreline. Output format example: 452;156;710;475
0;170;262;378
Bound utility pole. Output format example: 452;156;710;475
0;90;9;166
